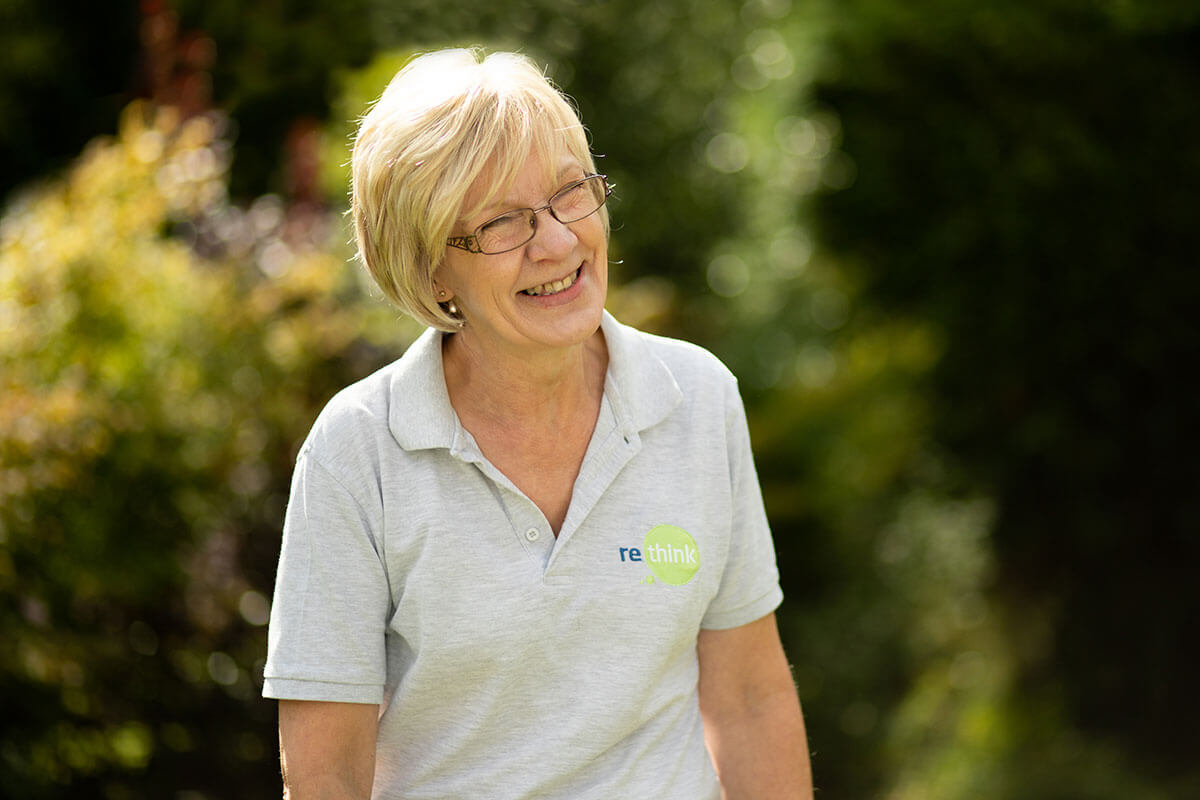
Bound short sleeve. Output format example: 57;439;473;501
700;380;783;630
263;452;390;703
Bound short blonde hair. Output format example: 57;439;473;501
351;48;603;331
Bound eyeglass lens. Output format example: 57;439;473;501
474;176;607;254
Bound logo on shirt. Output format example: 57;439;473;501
618;524;700;585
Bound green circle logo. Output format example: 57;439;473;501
642;524;700;585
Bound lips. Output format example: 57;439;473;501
520;266;582;297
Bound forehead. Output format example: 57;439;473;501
462;149;583;219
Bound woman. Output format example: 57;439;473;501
263;48;812;799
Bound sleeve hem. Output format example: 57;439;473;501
262;677;384;704
699;585;783;631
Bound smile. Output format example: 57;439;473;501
521;267;581;297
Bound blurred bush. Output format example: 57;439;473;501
0;100;404;798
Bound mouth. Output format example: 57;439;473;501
520;266;582;297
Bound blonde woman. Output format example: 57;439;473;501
264;48;812;799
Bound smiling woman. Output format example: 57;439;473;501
348;49;608;334
263;47;812;800
434;151;610;366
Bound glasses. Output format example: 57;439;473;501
446;174;611;255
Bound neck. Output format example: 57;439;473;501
441;328;608;429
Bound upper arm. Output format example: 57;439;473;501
697;613;797;718
279;699;379;799
697;614;812;798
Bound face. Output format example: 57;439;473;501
433;150;608;360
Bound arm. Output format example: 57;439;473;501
697;613;813;799
278;700;379;800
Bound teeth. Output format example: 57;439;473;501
524;269;578;297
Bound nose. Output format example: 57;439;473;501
526;204;576;258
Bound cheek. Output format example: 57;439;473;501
581;217;609;253
446;258;523;307
434;257;472;298
594;233;610;269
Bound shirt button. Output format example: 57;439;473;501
524;528;540;542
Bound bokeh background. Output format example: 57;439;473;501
2;1;1198;797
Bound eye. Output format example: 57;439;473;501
553;180;588;210
479;210;529;235
474;209;535;252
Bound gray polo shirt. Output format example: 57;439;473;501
264;311;783;799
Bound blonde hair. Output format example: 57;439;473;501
351;48;603;331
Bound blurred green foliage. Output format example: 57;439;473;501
1;0;1198;797
0;101;405;797
815;0;1200;792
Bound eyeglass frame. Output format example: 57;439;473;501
445;174;611;255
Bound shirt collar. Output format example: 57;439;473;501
386;326;458;452
598;311;682;438
387;310;682;452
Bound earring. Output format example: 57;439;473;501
447;300;465;329
438;290;464;328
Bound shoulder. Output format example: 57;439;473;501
298;359;404;472
299;326;450;467
636;327;737;389
604;313;739;403
601;313;745;440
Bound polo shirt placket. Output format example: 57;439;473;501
438;390;635;583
